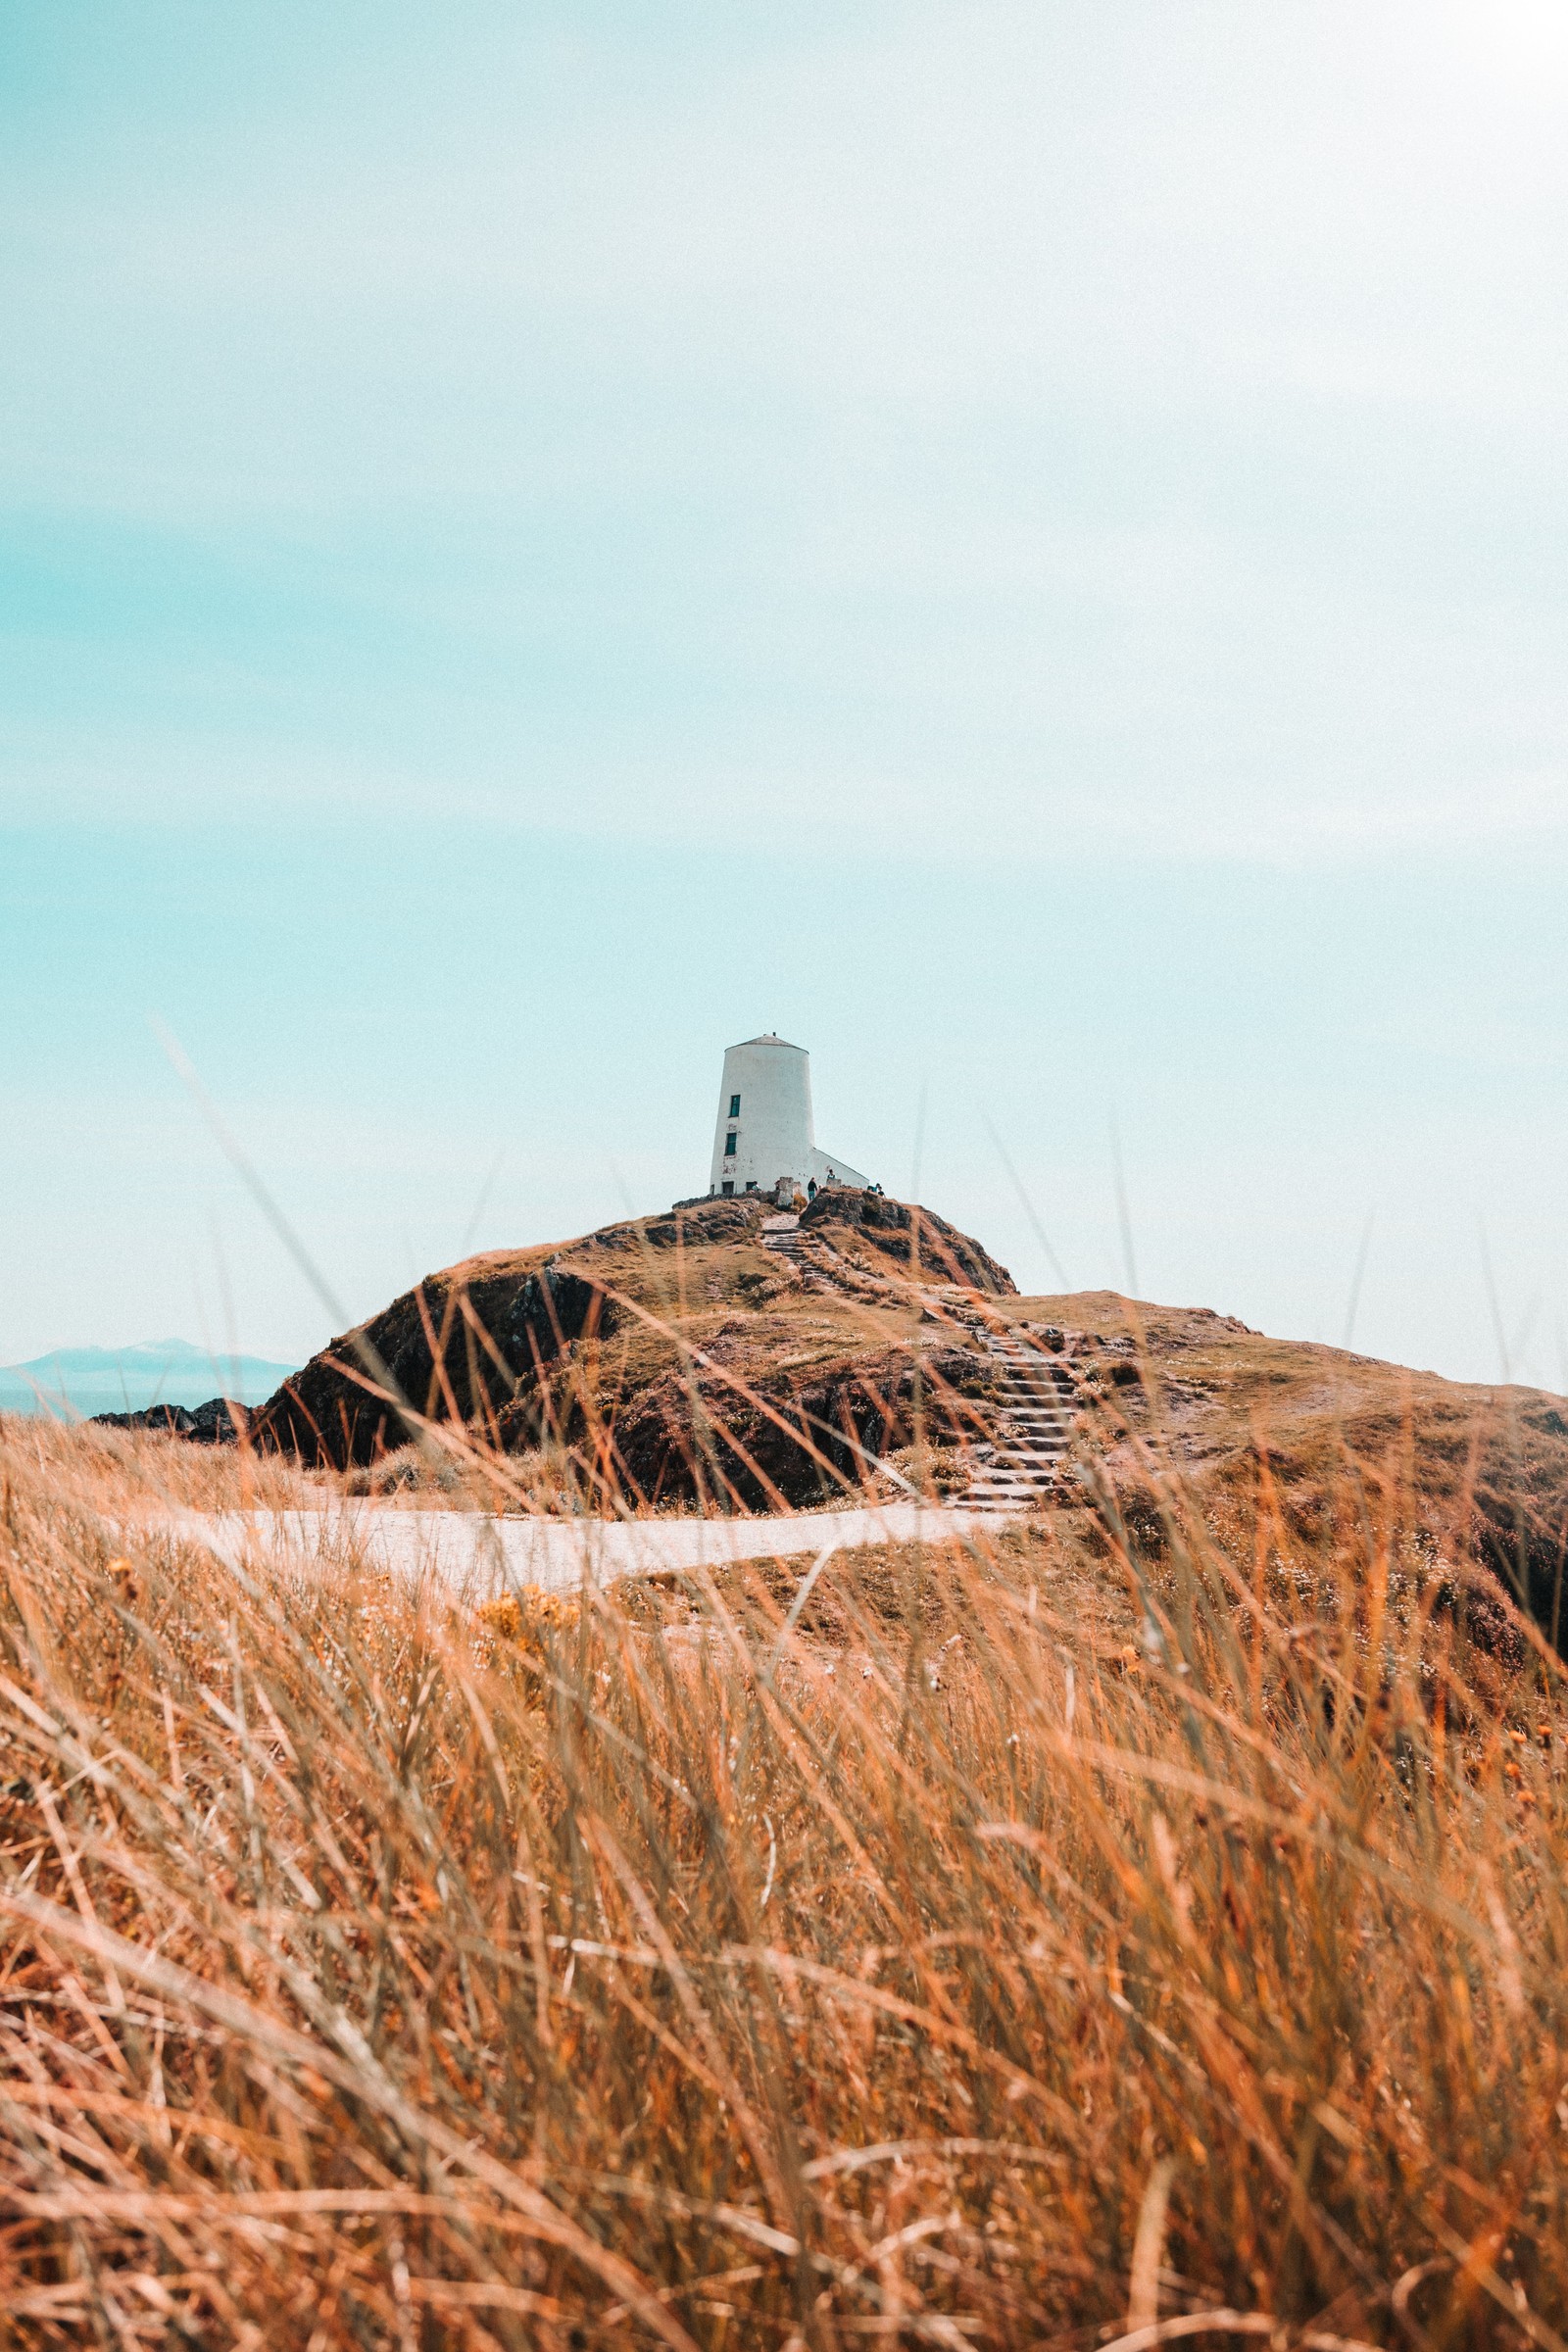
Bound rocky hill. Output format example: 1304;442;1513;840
1022;1290;1568;1650
247;1188;1568;1645
251;1191;1011;1507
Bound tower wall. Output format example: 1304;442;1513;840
708;1034;871;1198
709;1035;813;1196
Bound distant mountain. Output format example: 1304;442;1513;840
0;1339;301;1419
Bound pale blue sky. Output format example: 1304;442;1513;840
2;1;1565;1387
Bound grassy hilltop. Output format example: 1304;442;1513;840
247;1189;1568;1645
3;1197;1568;2345
247;1191;1013;1504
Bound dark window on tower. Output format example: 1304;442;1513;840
725;1132;738;1156
721;1180;734;1196
728;1094;741;1117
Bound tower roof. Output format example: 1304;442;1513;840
730;1032;804;1053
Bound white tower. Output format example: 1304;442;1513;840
708;1034;872;1200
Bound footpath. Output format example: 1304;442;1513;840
137;1496;1017;1598
131;1218;1078;1598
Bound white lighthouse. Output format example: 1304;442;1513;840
708;1034;872;1200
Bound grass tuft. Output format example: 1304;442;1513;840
2;1400;1567;2348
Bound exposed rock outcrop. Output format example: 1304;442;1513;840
603;1340;994;1512
252;1255;616;1468
246;1191;1007;1485
800;1189;1016;1294
91;1396;242;1444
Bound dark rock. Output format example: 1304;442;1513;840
249;1191;1015;1479
252;1255;617;1469
1471;1455;1568;1655
798;1190;1016;1295
91;1403;197;1436
187;1396;243;1444
610;1341;995;1512
610;1200;761;1251
527;1200;765;1259
91;1396;242;1444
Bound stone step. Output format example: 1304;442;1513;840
955;1328;1079;1498
858;1291;1085;1509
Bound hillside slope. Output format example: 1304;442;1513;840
1012;1290;1568;1647
251;1192;1568;1642
252;1191;1012;1506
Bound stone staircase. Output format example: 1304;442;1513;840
759;1212;808;1265
760;1221;1081;1509
961;1326;1078;1507
759;1211;842;1293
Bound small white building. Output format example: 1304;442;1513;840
708;1034;872;1200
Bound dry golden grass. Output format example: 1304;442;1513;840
3;1407;1568;2350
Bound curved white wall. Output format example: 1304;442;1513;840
708;1034;870;1197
